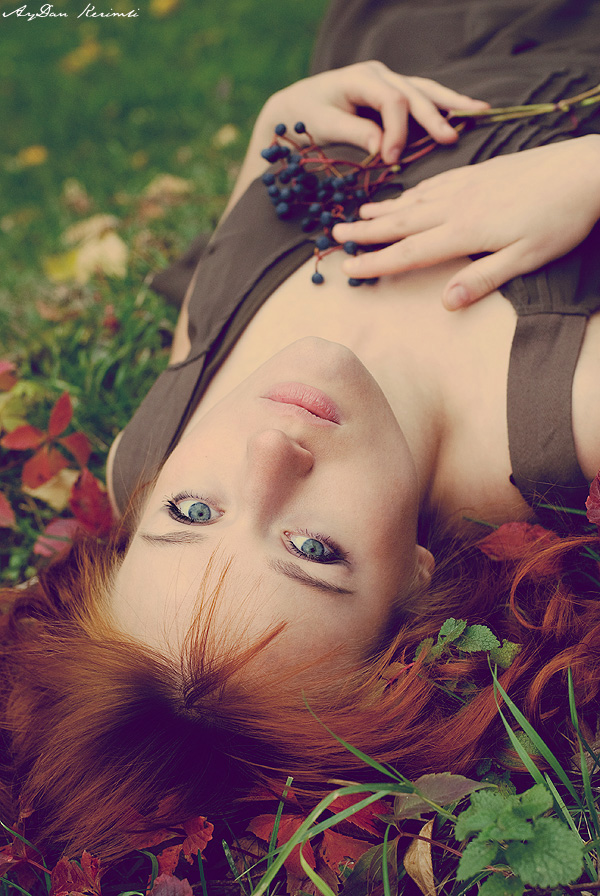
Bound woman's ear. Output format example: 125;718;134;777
415;545;435;589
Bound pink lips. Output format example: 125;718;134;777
263;382;342;424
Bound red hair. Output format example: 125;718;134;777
1;522;599;861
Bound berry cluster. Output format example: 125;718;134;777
260;121;410;286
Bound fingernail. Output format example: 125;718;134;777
445;284;467;309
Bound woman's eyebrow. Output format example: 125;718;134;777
140;531;210;546
268;558;354;595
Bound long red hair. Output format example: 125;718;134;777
1;521;599;861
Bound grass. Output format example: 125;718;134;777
0;0;326;581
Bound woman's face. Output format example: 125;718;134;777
113;338;432;677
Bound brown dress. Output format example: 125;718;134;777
112;0;600;533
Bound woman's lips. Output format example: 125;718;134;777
262;382;342;424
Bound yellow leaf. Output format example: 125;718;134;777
23;468;79;512
212;124;240;148
17;145;48;167
150;0;179;16
43;248;80;283
60;38;102;73
403;820;437;895
144;174;193;201
63;214;120;246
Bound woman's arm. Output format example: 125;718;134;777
332;135;600;308
221;61;489;222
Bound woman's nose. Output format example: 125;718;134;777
242;429;314;510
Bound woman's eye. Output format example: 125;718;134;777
286;532;344;564
166;495;223;524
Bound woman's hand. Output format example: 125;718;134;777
263;61;489;164
332;136;600;308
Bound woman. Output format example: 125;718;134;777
2;0;600;865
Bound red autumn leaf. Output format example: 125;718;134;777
327;794;389;836
156;844;183;877
248;814;315;878
33;517;81;558
0;491;15;529
319;829;372;875
69;468;113;536
22;445;70;488
477;521;561;575
48;391;73;438
149;873;193;896
586;471;600;526
0;360;18;391
1;424;45;451
50;852;101;896
181;816;214;861
60;431;92;467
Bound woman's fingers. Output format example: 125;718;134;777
340;226;463;278
333;201;443;245
442;242;537;309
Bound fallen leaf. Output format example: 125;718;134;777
50;851;101;896
0;361;18;392
403;819;436;895
43;248;80;282
327;794;389;836
248;814;316;878
318;829;372;875
62;178;92;214
22;445;70;489
60;431;91;467
149;874;193;896
392;774;489;822
156;844;183;876
586;471;600;526
1;424;45;451
181;816;214;861
74;232;128;281
23;468;79;511
0;491;16;529
144;174;193;201
33;517;81;558
149;0;180;17
63;214;120;245
17;145;48;167
212;124;239;148
48;392;73;438
476;521;560;574
69;468;113;535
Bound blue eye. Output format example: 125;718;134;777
166;494;222;524
286;531;345;564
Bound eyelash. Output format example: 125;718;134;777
164;495;346;564
285;529;347;565
164;492;221;525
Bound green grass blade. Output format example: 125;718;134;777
139;850;159;888
197;851;209;896
0;881;36;896
567;670;600;839
299;850;336;896
223;839;251;896
381;824;392;896
492;670;581;805
267;776;293;873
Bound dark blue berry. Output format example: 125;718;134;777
348;277;363;287
279;168;292;184
332;176;345;189
280;145;291;157
267;184;280;198
301;217;317;232
308;202;322;215
289;152;301;164
287;162;301;177
262;171;275;186
292;182;305;196
315;235;331;251
276;201;291;218
332;191;345;203
279;187;292;201
344;172;358;186
300;172;319;193
355;189;366;201
320;211;332;227
312;272;324;284
294;121;306;133
275;123;287;136
343;241;358;255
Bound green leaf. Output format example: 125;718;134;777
456;838;499;880
438;617;467;642
455;790;507;839
505;817;584;887
458;625;500;653
478;874;524;896
392;773;490;820
489;639;521;669
516;783;551;819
